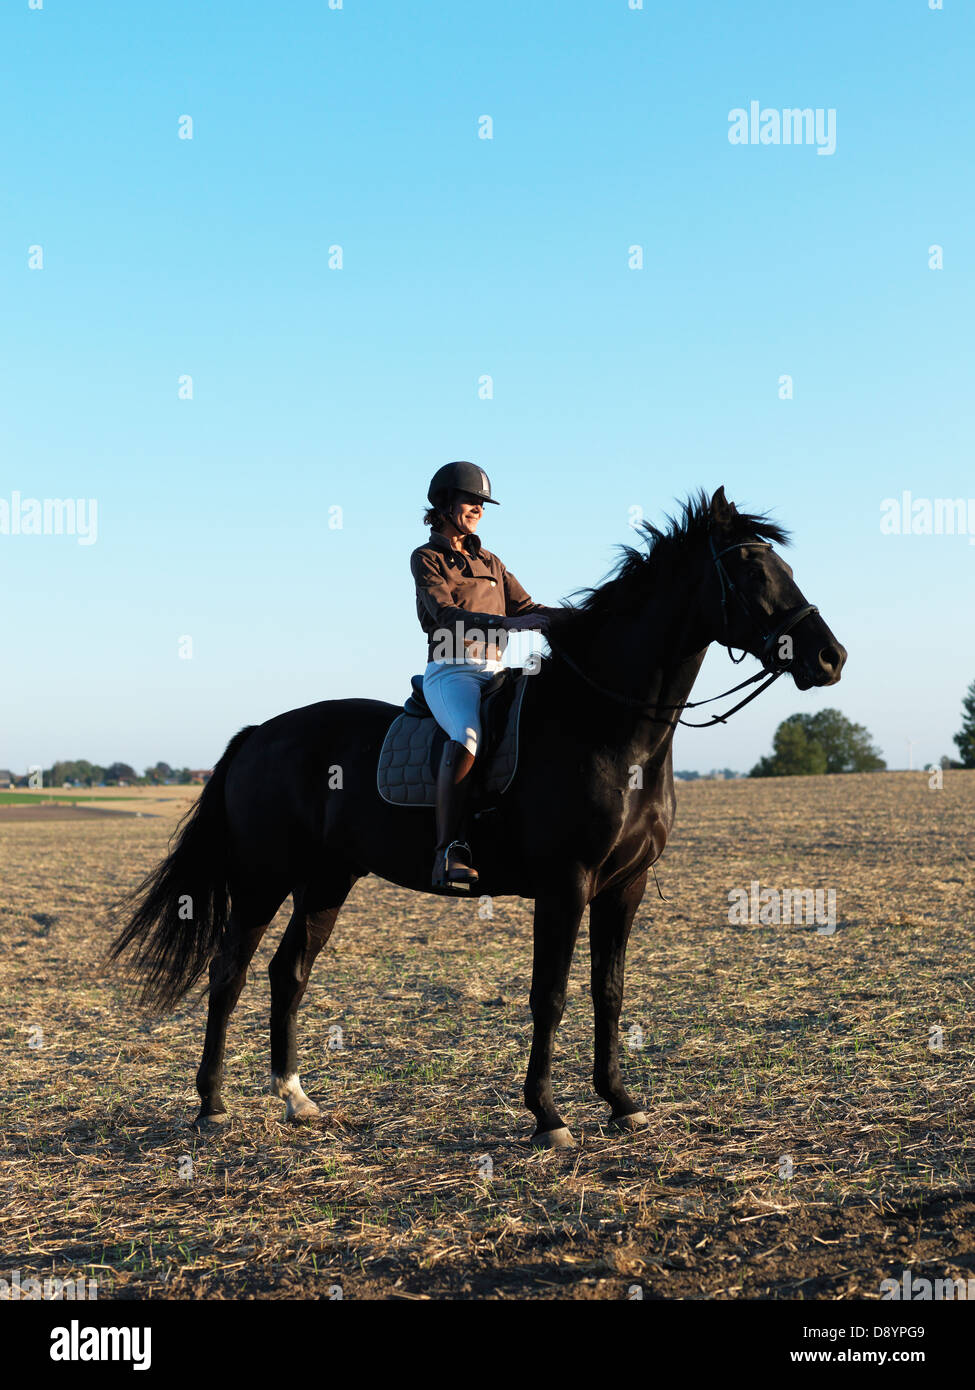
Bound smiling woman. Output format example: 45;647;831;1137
411;461;560;891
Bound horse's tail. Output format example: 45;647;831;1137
108;725;258;1012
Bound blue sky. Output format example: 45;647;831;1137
1;0;971;775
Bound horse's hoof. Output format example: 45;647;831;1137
286;1099;322;1126
192;1111;231;1131
612;1111;649;1132
531;1126;575;1149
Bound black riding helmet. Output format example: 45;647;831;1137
427;461;500;508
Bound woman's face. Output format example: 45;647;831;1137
448;493;484;538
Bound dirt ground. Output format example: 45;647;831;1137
1;771;973;1300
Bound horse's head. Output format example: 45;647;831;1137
705;487;846;689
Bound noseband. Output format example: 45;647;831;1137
548;535;819;728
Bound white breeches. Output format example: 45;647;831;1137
422;658;502;757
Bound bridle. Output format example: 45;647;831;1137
709;536;819;672
547;536;819;729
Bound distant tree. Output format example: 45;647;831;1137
144;762;174;784
751;719;828;777
751;710;885;777
105;762;138;784
45;759;104;787
953;680;975;768
802;709;885;773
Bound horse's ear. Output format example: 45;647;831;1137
710;486;734;523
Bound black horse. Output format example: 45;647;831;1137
111;488;846;1147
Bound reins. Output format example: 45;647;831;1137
546;535;819;729
546;640;781;727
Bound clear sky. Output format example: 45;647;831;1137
1;0;971;776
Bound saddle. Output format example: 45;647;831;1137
377;669;530;808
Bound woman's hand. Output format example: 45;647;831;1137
504;613;550;635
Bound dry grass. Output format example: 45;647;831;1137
1;771;973;1299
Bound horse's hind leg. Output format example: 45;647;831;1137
194;877;286;1130
268;858;359;1125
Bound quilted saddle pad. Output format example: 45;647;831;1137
376;672;530;807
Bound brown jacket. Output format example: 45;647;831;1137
411;529;554;661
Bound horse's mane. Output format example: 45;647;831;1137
569;489;790;621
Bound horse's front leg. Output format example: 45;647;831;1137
588;868;650;1130
524;874;589;1148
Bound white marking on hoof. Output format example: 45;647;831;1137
612;1111;649;1132
271;1072;322;1123
531;1126;575;1149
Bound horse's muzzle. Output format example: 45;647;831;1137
793;640;847;689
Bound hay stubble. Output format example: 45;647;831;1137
1;772;972;1299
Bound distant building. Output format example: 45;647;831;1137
189;770;213;785
0;770;11;788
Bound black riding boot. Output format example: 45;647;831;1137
432;739;478;892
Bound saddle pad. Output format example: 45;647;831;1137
377;673;530;807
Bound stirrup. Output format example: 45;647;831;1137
445;839;477;873
433;840;478;892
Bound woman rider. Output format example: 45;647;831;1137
411;462;559;892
